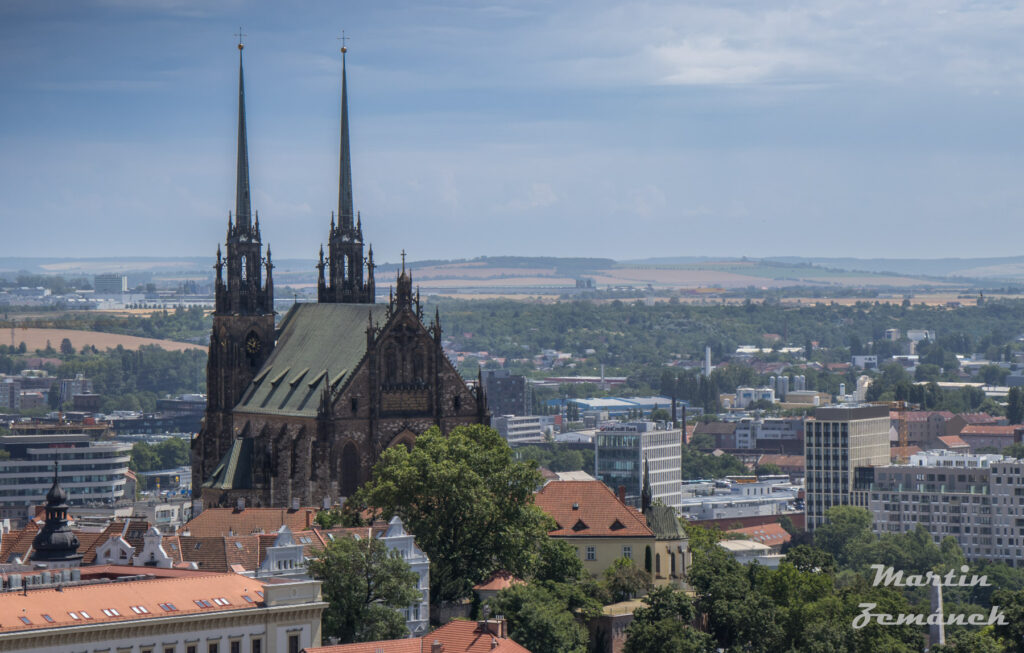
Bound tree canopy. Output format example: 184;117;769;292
307;535;421;644
350;424;553;606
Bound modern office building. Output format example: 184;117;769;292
594;421;682;508
804;404;890;531
0;432;131;523
492;414;546;444
92;273;128;294
481;369;531;417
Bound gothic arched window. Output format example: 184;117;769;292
341;442;359;497
241;254;248;281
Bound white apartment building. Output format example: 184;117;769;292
861;451;1000;562
805;404;890;531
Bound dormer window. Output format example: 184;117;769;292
610;519;626;531
572;519;588;532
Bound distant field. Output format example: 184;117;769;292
6;328;205;352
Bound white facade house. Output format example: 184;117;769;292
377;516;430;637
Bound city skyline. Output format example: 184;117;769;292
3;1;1024;262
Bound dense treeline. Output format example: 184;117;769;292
0;342;205;414
433;297;1024;373
129;437;190;472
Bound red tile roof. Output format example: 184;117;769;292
726;522;791;547
473;571;524;592
961;424;1020;436
0;572;265;634
305;619;531;653
182;506;319;537
959;413;1001;425
534;480;653;538
937;435;970;449
756;454;804;470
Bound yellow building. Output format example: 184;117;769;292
534;480;678;584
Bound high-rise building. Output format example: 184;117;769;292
594;422;682;509
804;404;890;531
481;369;531;416
858;450;999;561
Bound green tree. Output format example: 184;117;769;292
59;338;74;356
488;583;590;653
981;364;1010;386
535;538;586;585
993;588;1024;653
784;544;837;574
602;556;652;603
812;506;875;568
623;586;714;653
1008;387;1024;425
756;462;783;476
350;425;552;607
306;535;421;644
129;442;160;473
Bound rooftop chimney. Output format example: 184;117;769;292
617;485;626;504
431;640;443;653
236;497;245;511
291;497;300;511
479;617;507;639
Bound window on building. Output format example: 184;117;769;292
187;646;197;653
208;643;219;653
622;545;632;559
230;641;241;653
288;634;300;653
586;546;596;561
251;639;262;653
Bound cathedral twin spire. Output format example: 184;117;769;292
216;39;375;310
319;45;375;304
215;40;273;316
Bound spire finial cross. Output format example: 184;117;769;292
338;30;350;53
401;249;406;272
235;27;247;50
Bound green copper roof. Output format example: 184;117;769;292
645;505;687;541
203;437;252;490
234;302;387;417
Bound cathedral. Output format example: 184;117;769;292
193;43;488;509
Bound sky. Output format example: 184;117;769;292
2;0;1024;263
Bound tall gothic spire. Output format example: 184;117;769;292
338;47;354;229
235;41;252;231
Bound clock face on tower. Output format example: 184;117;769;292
246;334;262;355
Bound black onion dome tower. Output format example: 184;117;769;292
30;462;83;567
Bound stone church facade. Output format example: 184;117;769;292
193;44;487;509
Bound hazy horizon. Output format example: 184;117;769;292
4;1;1024;262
